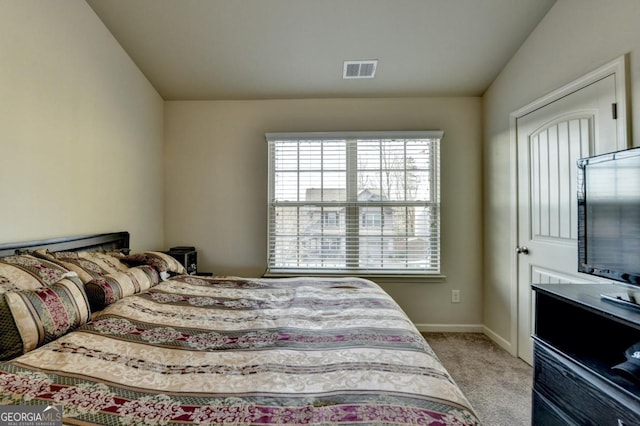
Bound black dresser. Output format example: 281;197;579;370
532;284;640;425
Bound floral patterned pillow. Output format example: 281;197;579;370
85;265;160;311
34;250;130;283
0;274;91;358
0;254;71;293
120;251;187;276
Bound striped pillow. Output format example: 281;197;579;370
0;297;25;360
121;251;188;276
34;250;130;283
85;265;160;311
0;254;71;293
1;275;91;357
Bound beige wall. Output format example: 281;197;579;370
0;0;165;251
165;98;483;327
483;0;640;348
18;0;634;335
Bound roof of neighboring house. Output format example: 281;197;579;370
305;188;389;202
305;188;346;202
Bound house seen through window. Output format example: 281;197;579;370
266;131;442;275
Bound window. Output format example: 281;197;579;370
362;212;382;228
266;131;442;275
323;212;339;227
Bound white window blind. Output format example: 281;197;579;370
266;131;442;275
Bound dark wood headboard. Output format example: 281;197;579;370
0;232;130;258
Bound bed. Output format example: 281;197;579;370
0;232;480;425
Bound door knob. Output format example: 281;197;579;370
515;246;529;254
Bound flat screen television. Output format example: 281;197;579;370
578;147;640;299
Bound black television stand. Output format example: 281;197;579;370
532;283;640;425
601;288;640;312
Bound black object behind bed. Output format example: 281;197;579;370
0;232;130;258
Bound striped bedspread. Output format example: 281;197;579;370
0;276;480;425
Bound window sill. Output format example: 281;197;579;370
262;272;447;284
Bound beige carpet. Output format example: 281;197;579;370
422;333;533;426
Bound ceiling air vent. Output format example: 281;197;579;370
343;60;378;79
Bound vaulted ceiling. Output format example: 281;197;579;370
86;0;557;100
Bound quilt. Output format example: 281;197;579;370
0;275;480;425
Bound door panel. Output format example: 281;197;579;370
516;75;620;365
530;116;590;242
531;265;595;284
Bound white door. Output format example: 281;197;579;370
516;74;625;365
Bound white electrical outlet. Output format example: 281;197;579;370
451;289;460;303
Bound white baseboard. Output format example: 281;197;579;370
414;323;484;333
482;325;515;356
415;323;517;357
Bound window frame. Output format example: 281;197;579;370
265;131;443;278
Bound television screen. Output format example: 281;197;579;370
578;147;640;285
